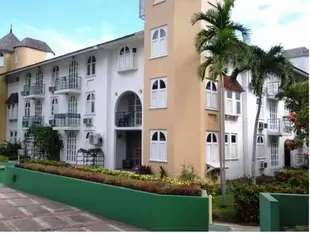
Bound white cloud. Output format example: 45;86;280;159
22;22;119;56
232;0;310;50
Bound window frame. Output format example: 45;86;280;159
150;77;167;109
86;55;96;76
0;51;4;67
51;97;59;116
85;92;95;115
206;80;218;110
225;90;242;116
149;130;167;162
256;135;266;159
24;101;31;117
52;65;59;85
150;25;167;59
66;131;77;163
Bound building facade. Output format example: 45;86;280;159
1;0;309;180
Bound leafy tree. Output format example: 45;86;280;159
25;126;63;161
191;0;250;196
231;45;292;184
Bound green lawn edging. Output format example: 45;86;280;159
259;192;309;231
4;166;209;231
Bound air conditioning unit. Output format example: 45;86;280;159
49;86;55;92
49;119;55;126
260;161;267;169
83;118;93;126
258;122;264;130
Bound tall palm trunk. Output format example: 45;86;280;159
251;93;262;185
219;75;226;198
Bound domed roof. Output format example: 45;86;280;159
0;26;20;52
14;37;55;55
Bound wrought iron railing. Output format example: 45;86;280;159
53;113;81;127
21;84;45;96
282;117;292;133
55;76;81;92
267;118;281;133
266;81;280;96
139;0;145;19
22;116;44;128
115;111;142;127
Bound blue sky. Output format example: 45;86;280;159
0;0;309;56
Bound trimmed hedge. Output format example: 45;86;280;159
274;169;309;189
231;182;309;222
16;163;202;196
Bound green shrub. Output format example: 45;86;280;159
179;164;199;181
0;155;8;163
231;183;309;223
135;165;153;175
274;169;309;189
20;158;71;167
15;163;202;196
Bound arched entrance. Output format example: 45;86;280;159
114;91;142;170
115;91;142;127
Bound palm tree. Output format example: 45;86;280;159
191;0;250;197
231;45;293;184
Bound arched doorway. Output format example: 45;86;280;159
115;91;142;127
284;140;291;167
114;91;142;170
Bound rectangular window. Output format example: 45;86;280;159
206;132;219;165
226;90;233;115
150;26;167;59
256;135;265;159
150;78;167;108
150;130;167;162
270;137;279;166
235;92;241;114
224;133;229;160
230;134;238;159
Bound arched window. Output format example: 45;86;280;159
52;65;59;84
119;46;131;70
150;130;167;161
206;81;218;110
24;101;31;116
86;92;95;114
0;52;4;67
206;132;219;164
51;97;58;115
151;26;167;58
87;56;96;76
256;135;265;159
25;73;31;87
151;78;167;108
34;100;42;116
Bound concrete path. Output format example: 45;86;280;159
213;221;260;232
0;185;143;232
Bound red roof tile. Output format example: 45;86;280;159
224;75;245;92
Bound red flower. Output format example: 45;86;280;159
304;152;309;159
250;216;253;219
289;112;296;122
295;122;302;129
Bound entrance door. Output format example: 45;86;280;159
284;143;291;167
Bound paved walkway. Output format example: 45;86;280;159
212;221;260;232
0;185;143;231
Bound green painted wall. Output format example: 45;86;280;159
0;166;5;183
260;192;309;231
4;167;209;231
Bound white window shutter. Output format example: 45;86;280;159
119;55;124;69
225;143;229;160
158;89;166;107
212;92;218;109
151;91;157;108
159;38;166;56
151;41;158;57
231;144;237;159
125;53;130;68
150;142;159;160
212;144;219;164
206;144;212;162
226;99;233;114
159;142;167;161
206;91;211;108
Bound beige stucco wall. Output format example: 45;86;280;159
13;47;48;70
143;0;219;179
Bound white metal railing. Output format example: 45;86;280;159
267;118;281;133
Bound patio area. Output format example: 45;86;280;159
0;185;142;232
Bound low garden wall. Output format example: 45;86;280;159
259;193;309;231
4;164;209;231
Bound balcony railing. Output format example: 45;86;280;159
115;111;142;127
53;113;81;128
22;116;44;128
21;84;45;97
55;76;81;92
266;81;280;97
267;118;281;134
282;117;292;134
139;0;145;19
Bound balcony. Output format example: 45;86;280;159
139;0;145;19
282;117;292;134
54;76;81;95
52;113;81;131
115;111;142;128
21;84;45;99
22;116;44;128
266;81;280;100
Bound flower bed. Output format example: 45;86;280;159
16;163;202;196
274;169;309;189
4;165;209;231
